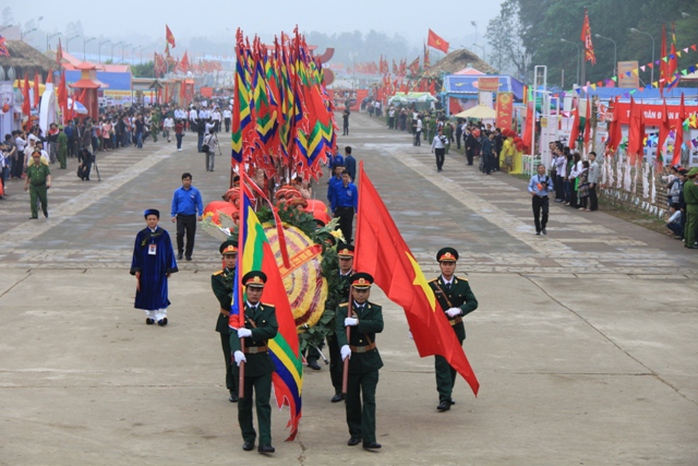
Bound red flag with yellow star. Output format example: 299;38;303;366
353;161;479;396
427;29;449;54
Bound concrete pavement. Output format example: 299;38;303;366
0;113;697;465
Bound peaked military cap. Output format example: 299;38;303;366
219;239;238;255
350;272;373;289
242;270;267;287
437;247;459;262
337;243;355;258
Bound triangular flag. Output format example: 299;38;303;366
691;44;697;52
626;71;632;77
641;65;646;72
682;69;688;75
662;57;669;63
684;48;689;53
648;63;654;69
632;69;639;75
655;60;661;65
591;84;597;90
630;89;637;94
677;51;682;57
612;76;617;82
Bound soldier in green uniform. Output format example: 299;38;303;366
326;243;354;402
230;271;279;454
24;150;52;219
210;239;238;402
428;247;478;412
57;126;68;169
337;272;383;450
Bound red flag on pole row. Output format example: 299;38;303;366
166;25;176;48
672;94;686;167
581;8;596;65
427;29;449;54
353;162;480;396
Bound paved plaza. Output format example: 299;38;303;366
1;113;697;465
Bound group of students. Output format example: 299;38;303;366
549;142;600;212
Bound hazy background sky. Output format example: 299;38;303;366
7;0;506;53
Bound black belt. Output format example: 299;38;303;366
178;213;196;216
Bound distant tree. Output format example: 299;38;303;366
132;61;155;78
486;0;527;80
2;7;13;25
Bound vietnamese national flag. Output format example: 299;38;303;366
354;162;479;396
166;24;176;48
427;29;449;54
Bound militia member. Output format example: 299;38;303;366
129;209;179;326
24;149;51;219
428;248;478;411
231;271;279;454
337;272;383;450
211;239;239;402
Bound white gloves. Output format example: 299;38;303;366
340;345;352;361
233;350;246;366
344;317;359;327
446;307;462;318
237;327;252;338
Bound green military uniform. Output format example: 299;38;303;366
211;267;236;398
336;300;384;446
683;176;698;248
230;301;278;447
57;130;68;169
428;275;478;404
26;163;51;218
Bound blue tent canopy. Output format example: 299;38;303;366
443;75;526;101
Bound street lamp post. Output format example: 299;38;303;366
560;38;581;86
594;34;617;80
83;37;95;61
46;32;60;51
20;28;37;40
98;39;111;64
630;28;655;84
135;45;144;64
121;43;131;64
471;21;478;48
66;35;79;53
471;43;486;61
111;41;123;62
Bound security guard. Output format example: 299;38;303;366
336;272;383;450
210;239;238;402
231;271;278;454
428;247;478;412
24;149;51;219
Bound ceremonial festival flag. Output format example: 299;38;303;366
427;29;449;54
33;70;40;110
22;74;31;120
581;8;596;65
165;25;176;48
230;172;302;440
0;35;8;57
55;38;63;66
178;51;189;73
568;103;580;150
672;94;686;166
354;162;480;396
657;99;670;162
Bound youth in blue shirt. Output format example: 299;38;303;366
528;164;552;235
331;170;358;244
170;172;204;260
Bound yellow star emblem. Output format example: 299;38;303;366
406;251;436;312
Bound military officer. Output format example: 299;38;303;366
337;272;383;450
428;247;478;412
24;149;52;219
327;243;354;402
230;271;279;454
211;239;238;402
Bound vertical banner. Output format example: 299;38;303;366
496;92;513;130
618;61;639;88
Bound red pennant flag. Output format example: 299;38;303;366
33;70;41;110
165;24;176;48
672;94;686;166
581;8;596;65
354;162;479;396
427;29;449;54
569;104;580;150
657;99;670;164
178;50;189;73
46;69;53;84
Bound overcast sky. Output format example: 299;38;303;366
6;0;506;49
